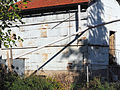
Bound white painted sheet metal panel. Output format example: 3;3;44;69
1;11;88;71
24;46;86;71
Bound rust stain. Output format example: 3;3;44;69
42;53;48;62
77;37;87;42
78;37;87;41
45;24;48;26
39;24;48;37
81;37;87;40
40;31;47;38
77;37;87;44
39;24;48;30
39;27;47;30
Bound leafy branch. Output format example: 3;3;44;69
0;0;29;48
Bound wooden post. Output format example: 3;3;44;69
7;51;11;71
10;48;13;71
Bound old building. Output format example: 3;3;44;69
0;0;120;80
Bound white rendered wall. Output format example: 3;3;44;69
87;0;120;67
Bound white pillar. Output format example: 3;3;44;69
87;65;89;83
78;5;81;31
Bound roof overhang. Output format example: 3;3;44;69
17;0;89;10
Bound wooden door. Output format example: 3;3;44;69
109;31;115;64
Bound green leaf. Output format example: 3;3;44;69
23;2;28;4
18;36;20;40
0;0;28;47
23;6;27;8
12;40;15;44
7;38;11;42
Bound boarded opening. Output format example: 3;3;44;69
109;31;115;65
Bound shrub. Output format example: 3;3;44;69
9;76;62;90
51;73;73;89
0;72;62;90
71;77;120;90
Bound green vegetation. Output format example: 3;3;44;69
0;64;62;90
71;77;120;90
0;69;120;90
0;73;62;90
0;0;29;48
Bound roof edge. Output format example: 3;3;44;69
17;0;89;10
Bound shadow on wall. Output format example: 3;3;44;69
61;0;109;73
88;0;108;46
61;0;111;88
